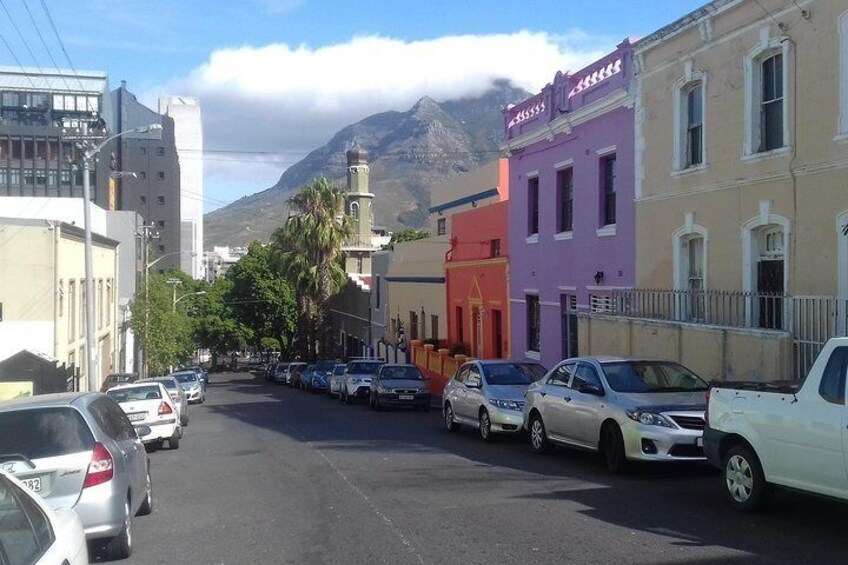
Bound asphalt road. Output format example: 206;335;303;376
110;371;848;565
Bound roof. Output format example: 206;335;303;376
633;0;739;52
0;391;91;410
106;382;162;391
0;66;108;94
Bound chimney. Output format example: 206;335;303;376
121;80;127;89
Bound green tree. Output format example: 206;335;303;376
385;228;429;249
192;278;251;366
271;177;351;359
225;242;297;354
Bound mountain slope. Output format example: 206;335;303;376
204;80;530;248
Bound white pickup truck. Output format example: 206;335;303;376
704;338;848;511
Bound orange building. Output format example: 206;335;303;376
445;199;510;360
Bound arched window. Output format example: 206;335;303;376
349;201;359;221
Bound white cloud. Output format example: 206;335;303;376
151;31;615;209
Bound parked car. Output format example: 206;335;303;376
287;362;307;386
704;338;848;511
0;470;89;565
271;363;289;384
327;363;346;397
171;371;206;404
443;360;547;441
341;360;384;404
310;360;336;393
0;392;153;559
246;356;264;371
140;376;189;427
298;365;316;390
99;373;139;393
523;357;709;473
370;364;431;411
106;382;182;450
179;365;208;391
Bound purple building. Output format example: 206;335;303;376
503;40;636;369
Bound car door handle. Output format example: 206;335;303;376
563;397;572;402
540;392;547;398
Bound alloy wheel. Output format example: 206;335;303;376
479;411;491;441
726;454;754;503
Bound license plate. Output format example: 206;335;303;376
696;437;704;448
399;395;414;400
22;477;42;492
128;412;146;422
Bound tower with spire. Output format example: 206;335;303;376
341;145;377;275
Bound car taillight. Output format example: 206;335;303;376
83;442;114;488
158;401;173;415
704;387;711;428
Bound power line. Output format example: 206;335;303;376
0;0;47;82
0;29;37;88
38;0;84;91
20;0;73;92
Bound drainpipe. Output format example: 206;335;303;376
52;222;60;363
444;236;457;347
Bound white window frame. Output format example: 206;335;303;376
837;10;848;142
672;215;709;292
672;67;708;173
741;202;791;328
743;32;791;160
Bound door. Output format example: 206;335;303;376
459;365;485;421
448;366;469;420
540;363;576;442
758;260;783;329
560;363;604;448
561;295;578;360
492;310;503;359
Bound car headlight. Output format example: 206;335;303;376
377;385;391;394
488;398;523;411
351;378;361;384
625;410;673;427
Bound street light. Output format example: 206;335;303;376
174;291;206;312
79;122;162;393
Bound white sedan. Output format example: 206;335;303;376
107;382;183;450
0;470;88;565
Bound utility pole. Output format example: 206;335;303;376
141;224;160;378
166;278;182;312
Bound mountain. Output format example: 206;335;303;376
204;80;531;248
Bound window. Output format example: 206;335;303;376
819;347;847;405
139;146;146;156
571;363;603;391
350;201;359;220
526;295;541;353
68;281;75;342
139;171;146;180
157;244;165;253
157;195;164;204
375;275;381;308
437;218;446;236
549;363;575;386
409;310;419;341
527;176;539;237
685;84;703;167
79;283;85;338
0;475;56;563
760;54;784;152
686;237;705;294
106;280;112;325
431;315;439;341
157;171;165;181
158;220;165;228
490;239;501;257
156;146;164;156
601;155;616;226
97;280;103;329
557;167;573;232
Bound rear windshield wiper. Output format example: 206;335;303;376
0;453;35;469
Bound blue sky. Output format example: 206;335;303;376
2;1;706;211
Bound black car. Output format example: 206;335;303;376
369;364;431;411
99;373;139;393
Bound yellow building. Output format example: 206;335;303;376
582;0;848;380
0;218;120;390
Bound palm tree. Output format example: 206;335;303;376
272;178;351;359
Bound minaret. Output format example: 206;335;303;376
345;145;373;246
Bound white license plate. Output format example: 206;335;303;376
128;412;146;422
399;395;414;400
696;437;704;448
22;477;42;492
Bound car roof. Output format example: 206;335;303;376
381;364;417;369
467;360;543;366
169;371;196;377
0;391;98;410
563;356;669;364
107;382;164;391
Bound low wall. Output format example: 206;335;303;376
409;342;470;395
579;314;792;382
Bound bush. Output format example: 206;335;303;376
448;342;471;356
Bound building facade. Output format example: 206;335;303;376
445;200;510;360
502;41;637;370
0;218;119;389
159;96;204;279
0;66;113;208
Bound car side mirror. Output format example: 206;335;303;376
579;382;605;396
466;379;481;389
136;425;152;438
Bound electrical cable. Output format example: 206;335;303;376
0;29;37;88
20;0;73;93
0;0;47;81
38;0;85;91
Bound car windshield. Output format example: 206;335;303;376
602;361;709;393
314;361;335;371
333;365;346;375
153;379;177;390
107;385;163;403
0;407;95;459
381;367;423;380
347;362;382;374
482;363;546;385
173;374;197;384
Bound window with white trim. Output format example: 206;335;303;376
684;83;704;167
526;295;541;353
744;41;789;155
760;53;784;152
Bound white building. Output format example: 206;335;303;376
159;96;203;279
203;246;247;283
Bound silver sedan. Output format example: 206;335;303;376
523;357;709;473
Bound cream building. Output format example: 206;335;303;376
0;218;119;390
385;159;508;346
582;0;848;380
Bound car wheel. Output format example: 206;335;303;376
375;395;383;411
602;423;628;474
723;444;772;512
105;499;133;559
169;431;181;450
443;403;459;432
137;466;153;516
479;409;494;442
529;413;551;454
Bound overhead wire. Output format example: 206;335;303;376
38;0;85;91
0;28;37;88
20;0;73;92
0;0;48;81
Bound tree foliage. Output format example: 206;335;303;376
385;228;429;249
